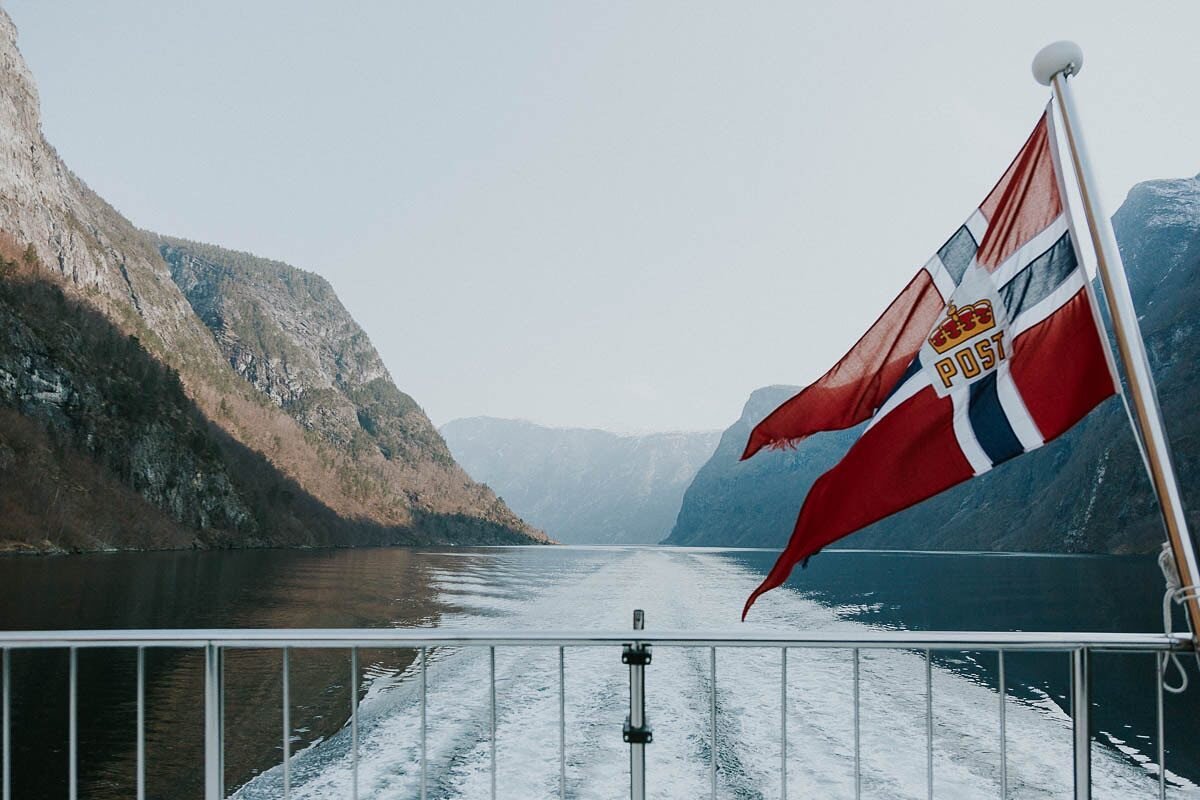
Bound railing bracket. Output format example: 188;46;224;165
623;718;653;744
622;644;652;666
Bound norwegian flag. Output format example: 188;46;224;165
742;108;1118;619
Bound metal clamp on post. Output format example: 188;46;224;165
625;609;652;800
623;718;653;744
622;643;652;666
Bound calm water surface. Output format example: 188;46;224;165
0;546;1196;799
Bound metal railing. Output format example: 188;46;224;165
0;624;1189;800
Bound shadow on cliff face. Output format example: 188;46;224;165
0;254;538;551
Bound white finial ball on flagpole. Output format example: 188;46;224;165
1032;41;1084;85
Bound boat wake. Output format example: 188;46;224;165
231;548;1195;799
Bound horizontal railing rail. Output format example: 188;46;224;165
0;627;1189;800
0;628;1189;650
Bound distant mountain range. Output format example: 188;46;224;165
666;173;1200;555
442;417;719;544
0;10;545;552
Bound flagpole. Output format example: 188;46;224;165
1033;41;1200;646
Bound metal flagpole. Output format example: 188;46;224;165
1033;41;1200;645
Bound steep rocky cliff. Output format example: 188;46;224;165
442;417;719;544
157;237;531;538
666;175;1200;554
0;10;543;551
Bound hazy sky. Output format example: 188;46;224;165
7;2;1199;433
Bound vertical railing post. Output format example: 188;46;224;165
852;648;861;800
1071;648;1091;800
623;610;651;800
282;648;291;798
489;646;497;800
219;652;225;786
710;647;717;799
925;649;933;800
204;643;222;800
558;646;566;800
69;647;77;800
1156;653;1166;800
780;648;788;800
420;646;428;800
136;647;145;800
999;650;1007;798
1;648;8;800
350;648;359;800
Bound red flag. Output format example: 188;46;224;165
742;111;1117;619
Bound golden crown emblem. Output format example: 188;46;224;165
928;300;996;355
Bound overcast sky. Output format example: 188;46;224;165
7;2;1198;433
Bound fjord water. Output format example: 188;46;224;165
1;547;1198;799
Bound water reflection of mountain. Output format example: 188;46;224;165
0;548;459;798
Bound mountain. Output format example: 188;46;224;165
155;237;536;538
0;10;544;552
666;174;1200;554
441;417;720;544
666;388;859;548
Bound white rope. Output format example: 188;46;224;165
1158;542;1197;694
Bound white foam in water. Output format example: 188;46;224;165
231;549;1199;799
